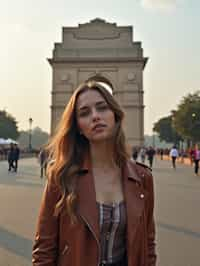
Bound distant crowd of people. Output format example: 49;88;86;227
131;144;200;176
132;146;156;168
1;142;199;177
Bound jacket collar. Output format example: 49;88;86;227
123;159;142;184
77;158;144;244
80;157;142;184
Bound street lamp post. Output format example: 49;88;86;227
29;118;33;152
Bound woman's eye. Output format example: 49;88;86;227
97;104;109;111
79;110;90;117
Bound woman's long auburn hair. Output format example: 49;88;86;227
46;80;129;223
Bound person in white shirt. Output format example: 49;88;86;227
139;147;146;163
169;146;179;169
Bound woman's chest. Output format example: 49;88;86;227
93;172;124;203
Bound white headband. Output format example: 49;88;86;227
96;81;113;95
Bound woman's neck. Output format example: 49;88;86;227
90;141;116;169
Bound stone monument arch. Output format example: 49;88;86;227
48;18;148;146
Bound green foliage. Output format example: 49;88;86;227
153;115;182;144
0;110;19;139
172;91;200;142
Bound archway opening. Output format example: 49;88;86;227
86;75;114;93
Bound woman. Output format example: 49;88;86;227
32;80;156;266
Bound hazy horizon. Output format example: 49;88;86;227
0;0;199;134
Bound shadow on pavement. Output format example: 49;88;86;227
0;174;43;188
0;226;32;260
0;161;44;188
157;221;200;239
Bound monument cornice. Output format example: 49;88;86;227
51;89;144;94
114;90;144;94
48;57;148;69
122;104;145;108
51;104;145;109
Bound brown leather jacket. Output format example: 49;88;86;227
32;159;156;266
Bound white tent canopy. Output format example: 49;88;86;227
0;138;18;145
0;138;6;145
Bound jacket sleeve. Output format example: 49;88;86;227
146;171;157;266
32;178;61;266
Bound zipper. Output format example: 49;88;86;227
62;244;69;255
80;214;101;266
59;244;69;266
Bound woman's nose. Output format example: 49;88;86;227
91;108;100;121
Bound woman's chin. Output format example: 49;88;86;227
89;133;113;143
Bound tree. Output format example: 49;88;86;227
153;115;182;144
32;127;49;148
18;127;49;149
0;110;19;139
172;91;200;143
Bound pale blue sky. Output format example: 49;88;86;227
0;0;199;134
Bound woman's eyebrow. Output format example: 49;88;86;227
78;105;89;111
78;100;106;111
95;100;106;105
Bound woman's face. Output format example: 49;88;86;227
76;89;116;143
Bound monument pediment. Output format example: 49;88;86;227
75;18;119;40
79;18;116;27
51;18;146;60
62;18;134;46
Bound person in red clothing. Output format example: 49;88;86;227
189;147;195;165
193;144;200;176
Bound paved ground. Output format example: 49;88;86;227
0;157;199;266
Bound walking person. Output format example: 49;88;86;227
13;144;20;172
132;147;138;161
32;80;156;266
160;148;164;160
38;148;48;178
146;146;156;168
169;146;179;169
7;143;15;172
139;147;146;164
193;144;200;176
189;148;195;165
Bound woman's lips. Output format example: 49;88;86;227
92;124;106;131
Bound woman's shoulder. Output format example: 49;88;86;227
127;159;152;175
126;159;153;188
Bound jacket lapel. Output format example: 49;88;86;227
122;161;147;245
76;169;100;242
76;159;146;246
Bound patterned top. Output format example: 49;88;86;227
97;201;127;265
